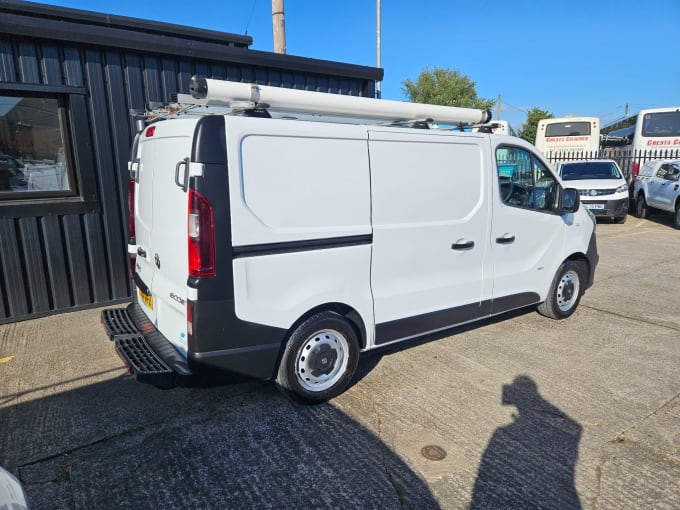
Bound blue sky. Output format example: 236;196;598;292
46;0;679;130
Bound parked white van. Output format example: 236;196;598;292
102;77;598;403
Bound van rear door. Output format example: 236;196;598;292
134;118;200;356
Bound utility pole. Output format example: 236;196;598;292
376;0;381;98
497;94;501;121
272;0;286;54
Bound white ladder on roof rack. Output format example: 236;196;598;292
185;75;492;126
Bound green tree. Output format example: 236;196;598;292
517;107;553;144
402;67;495;110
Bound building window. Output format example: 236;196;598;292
0;95;74;197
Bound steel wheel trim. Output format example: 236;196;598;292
556;270;580;312
295;329;349;392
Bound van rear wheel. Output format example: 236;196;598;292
537;260;586;320
275;312;359;404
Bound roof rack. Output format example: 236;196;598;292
187;75;492;126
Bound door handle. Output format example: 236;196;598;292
496;235;516;244
174;157;190;192
451;240;475;250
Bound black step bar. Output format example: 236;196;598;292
101;304;191;388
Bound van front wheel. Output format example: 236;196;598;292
537;261;586;320
275;312;359;404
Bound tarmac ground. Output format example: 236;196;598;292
1;211;679;509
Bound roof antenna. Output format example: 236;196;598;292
244;0;258;36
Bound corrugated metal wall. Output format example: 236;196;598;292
0;32;377;323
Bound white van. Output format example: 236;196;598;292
102;77;598;403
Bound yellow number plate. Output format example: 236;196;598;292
138;288;154;310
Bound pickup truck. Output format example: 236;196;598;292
633;160;680;228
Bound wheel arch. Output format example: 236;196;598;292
295;303;367;348
565;252;593;289
274;303;368;371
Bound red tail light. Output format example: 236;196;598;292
188;189;215;277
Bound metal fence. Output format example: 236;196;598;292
545;149;680;180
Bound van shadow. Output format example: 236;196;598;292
352;306;533;385
0;375;439;509
470;375;582;509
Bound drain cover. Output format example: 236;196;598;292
421;445;447;461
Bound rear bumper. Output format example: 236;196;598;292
101;303;191;388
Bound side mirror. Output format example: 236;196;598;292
560;188;580;214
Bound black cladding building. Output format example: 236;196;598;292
0;0;382;324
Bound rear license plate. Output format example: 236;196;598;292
138;288;154;310
585;204;604;210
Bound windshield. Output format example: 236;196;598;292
545;121;591;137
641;111;680;137
560;162;622;180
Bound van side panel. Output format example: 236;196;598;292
368;130;492;345
226;117;375;343
227;118;372;246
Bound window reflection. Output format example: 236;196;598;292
496;146;557;211
0;96;71;194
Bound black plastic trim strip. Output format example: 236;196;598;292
233;234;373;259
585;232;599;289
192;341;283;359
133;272;150;296
375;292;541;345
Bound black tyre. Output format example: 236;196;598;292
674;203;680;230
537;260;586;320
275;312;359;404
614;215;627;224
635;194;647;219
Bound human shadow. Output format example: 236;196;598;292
470;375;582;509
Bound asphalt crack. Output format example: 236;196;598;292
581;304;680;332
16;424;154;470
587;445;611;510
610;391;680;467
614;391;680;441
371;394;406;508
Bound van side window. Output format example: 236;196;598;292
496;146;557;212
